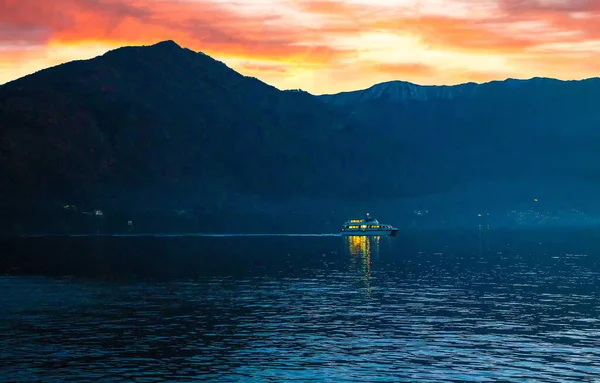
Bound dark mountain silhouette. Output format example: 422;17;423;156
0;40;412;232
1;40;600;233
0;41;374;205
0;41;347;204
319;77;600;208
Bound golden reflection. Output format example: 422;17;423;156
346;235;380;294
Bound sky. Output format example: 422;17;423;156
1;0;600;94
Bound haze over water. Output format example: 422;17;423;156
1;228;600;382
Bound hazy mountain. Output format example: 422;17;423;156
318;77;600;208
1;40;600;233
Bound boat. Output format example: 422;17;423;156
340;213;398;236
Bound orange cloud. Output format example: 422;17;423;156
498;0;600;13
237;61;290;76
1;0;349;64
372;62;436;76
1;0;600;93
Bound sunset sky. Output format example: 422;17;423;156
2;0;600;94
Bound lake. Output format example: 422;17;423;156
1;228;600;382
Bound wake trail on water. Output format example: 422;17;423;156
11;233;342;238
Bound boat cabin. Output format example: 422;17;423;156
342;213;394;230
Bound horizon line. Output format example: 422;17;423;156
2;39;600;96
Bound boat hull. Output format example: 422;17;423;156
341;228;398;237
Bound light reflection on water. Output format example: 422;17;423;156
347;235;379;295
1;231;600;382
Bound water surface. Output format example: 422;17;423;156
1;229;600;382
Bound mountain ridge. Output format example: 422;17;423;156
2;40;600;233
316;76;600;104
0;41;398;214
5;39;599;98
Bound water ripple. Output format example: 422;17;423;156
1;233;600;382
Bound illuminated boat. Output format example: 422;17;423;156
340;213;398;236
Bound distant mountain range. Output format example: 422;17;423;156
1;40;600;233
319;75;600;190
